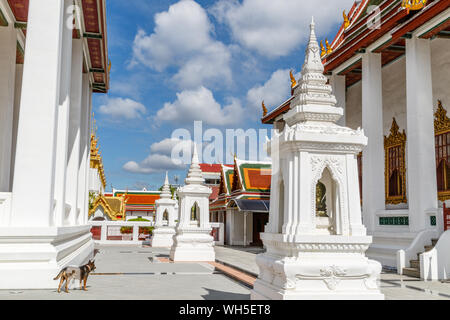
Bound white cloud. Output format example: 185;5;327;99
247;69;299;111
123;138;195;174
130;0;232;89
211;0;355;58
98;97;146;120
150;138;193;157
155;86;244;126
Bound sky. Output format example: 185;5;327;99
93;0;356;191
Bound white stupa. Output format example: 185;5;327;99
169;145;215;262
251;18;384;300
152;172;177;248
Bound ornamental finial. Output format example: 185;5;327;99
326;39;332;55
320;41;326;57
262;101;268;117
343;10;350;29
290;70;297;88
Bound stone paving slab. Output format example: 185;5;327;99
0;274;251;300
2;245;450;300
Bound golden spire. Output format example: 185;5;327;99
262;101;268;117
326;39;332;55
290;70;297;88
343;10;350;29
320;41;326;57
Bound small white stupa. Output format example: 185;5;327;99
152;172;177;248
251;18;384;300
169;145;215;262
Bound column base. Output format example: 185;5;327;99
251;279;384;300
151;226;176;248
251;233;384;300
170;228;215;262
0;225;94;289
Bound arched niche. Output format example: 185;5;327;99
163;209;169;226
313;166;341;235
278;177;285;234
190;202;200;226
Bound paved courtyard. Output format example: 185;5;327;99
0;245;449;300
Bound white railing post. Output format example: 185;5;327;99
101;223;107;242
132;224;139;243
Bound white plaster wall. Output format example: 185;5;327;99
431;38;450;114
346;82;362;130
231;212;253;246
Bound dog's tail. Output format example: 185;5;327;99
53;270;64;280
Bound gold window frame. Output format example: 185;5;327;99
384;118;407;205
434;100;450;201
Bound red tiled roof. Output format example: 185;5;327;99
199;164;225;173
210;186;220;201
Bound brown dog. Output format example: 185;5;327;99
54;260;96;293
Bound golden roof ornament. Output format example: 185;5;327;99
320;41;326;57
290;70;297;88
326;39;332;55
343;10;350;29
401;0;427;14
262;101;268;117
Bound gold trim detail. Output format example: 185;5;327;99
434;100;450;201
434;100;450;135
320;41;326;58
384;118;407;205
326;39;332;55
401;0;427;13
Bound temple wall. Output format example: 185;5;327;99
431;38;450;112
345;38;450;135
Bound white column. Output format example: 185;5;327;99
11;0;66;226
53;0;74;226
65;38;83;226
244;211;248;246
77;75;91;225
10;64;24;190
405;38;437;232
362;52;385;232
0;25;17;192
331;74;346;126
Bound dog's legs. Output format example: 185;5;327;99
65;277;69;293
83;276;88;291
57;276;64;293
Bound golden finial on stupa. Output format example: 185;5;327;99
326;39;332;55
290;70;297;88
343;10;350;29
262;101;268;117
320;41;326;57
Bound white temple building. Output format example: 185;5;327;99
170;145;215;262
0;0;109;289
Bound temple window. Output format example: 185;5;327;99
434;100;450;201
384;118;407;205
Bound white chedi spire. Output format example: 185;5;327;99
295;17;337;111
160;171;172;199
185;144;205;185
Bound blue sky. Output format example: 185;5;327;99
93;0;355;191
